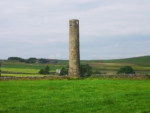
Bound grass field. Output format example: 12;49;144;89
1;56;150;76
2;61;66;75
0;79;150;113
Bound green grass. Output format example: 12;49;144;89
90;56;150;66
3;68;39;73
83;56;150;74
1;55;150;75
2;74;42;77
0;79;150;113
2;62;66;74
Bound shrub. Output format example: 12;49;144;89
39;66;50;75
117;66;135;74
60;67;68;76
39;69;45;74
80;64;92;77
64;64;92;77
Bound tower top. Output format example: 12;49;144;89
69;19;79;21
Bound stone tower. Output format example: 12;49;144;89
68;19;80;77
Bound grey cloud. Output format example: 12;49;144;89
0;0;150;59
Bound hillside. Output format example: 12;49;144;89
1;56;150;76
87;56;150;67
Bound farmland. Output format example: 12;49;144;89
0;56;150;76
1;60;67;76
0;79;150;113
0;56;150;113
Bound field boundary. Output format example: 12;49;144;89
0;74;150;80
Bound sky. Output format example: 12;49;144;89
0;0;150;60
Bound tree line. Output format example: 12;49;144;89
8;57;57;64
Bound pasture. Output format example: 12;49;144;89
1;56;150;76
0;79;150;113
1;61;66;76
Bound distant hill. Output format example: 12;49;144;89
1;55;150;67
95;56;150;66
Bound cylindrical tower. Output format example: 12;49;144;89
68;19;80;77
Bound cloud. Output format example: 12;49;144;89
0;0;150;59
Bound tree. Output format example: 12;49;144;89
45;66;50;74
60;67;68;76
8;57;23;61
117;66;135;74
28;57;37;61
66;64;92;77
39;58;48;63
39;66;50;75
27;57;37;63
39;69;45;74
80;64;92;77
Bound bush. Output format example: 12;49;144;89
39;69;45;74
60;67;68;76
39;66;50;75
80;64;92;77
61;64;93;77
117;66;135;74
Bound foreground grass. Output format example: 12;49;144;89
0;79;150;113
